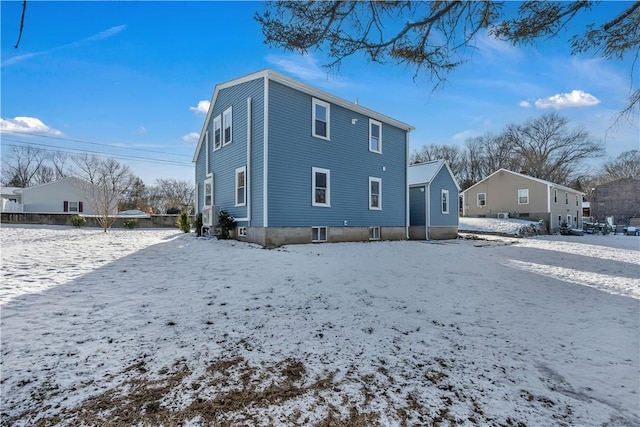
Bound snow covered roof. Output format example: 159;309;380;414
408;159;461;190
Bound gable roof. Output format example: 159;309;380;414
20;177;88;193
408;159;461;190
462;168;584;195
192;69;415;162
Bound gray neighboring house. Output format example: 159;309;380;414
461;168;584;233
20;177;111;215
408;160;460;240
590;178;640;226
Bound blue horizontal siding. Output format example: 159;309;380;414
409;186;426;226
266;81;407;227
429;168;459;227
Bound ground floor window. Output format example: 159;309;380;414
238;226;247;237
312;226;327;242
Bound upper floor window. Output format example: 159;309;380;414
312;167;330;207
477;192;486;207
223;107;232;146
565;192;569;204
369;119;382;153
369;177;382;210
518;189;529;204
312;98;330;140
213;115;222;150
441;189;450;214
235;166;246;207
576;195;579;207
554;189;557;203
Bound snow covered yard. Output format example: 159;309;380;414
1;225;638;426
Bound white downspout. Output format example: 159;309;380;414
425;183;431;240
405;132;410;239
247;97;252;225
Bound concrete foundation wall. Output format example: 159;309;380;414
241;226;407;247
409;225;458;240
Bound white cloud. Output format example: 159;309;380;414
189;100;210;115
182;132;199;143
519;100;531;108
533;90;601;110
0;116;62;136
138;126;147;134
266;53;348;89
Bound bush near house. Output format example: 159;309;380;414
177;211;192;233
70;215;87;227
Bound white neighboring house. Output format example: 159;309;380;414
20;177;116;215
1;187;23;212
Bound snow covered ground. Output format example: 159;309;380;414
1;224;639;426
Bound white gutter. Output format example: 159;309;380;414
263;76;269;227
405;132;410;239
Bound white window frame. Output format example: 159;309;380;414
441;189;450;214
369;226;381;241
565;192;569;205
235;166;246;207
369;177;382;210
238;226;247;237
204;177;213;207
312;98;330;140
369;119;382;153
312;226;327;242
576;194;579;207
554;189;557;203
68;201;79;213
312;167;330;207
477;192;486;208
567;214;572;224
223;107;232;146
213;115;222;151
518;189;529;205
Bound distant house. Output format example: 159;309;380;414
408;160;460;239
20;177;111;215
590;178;640;226
192;69;414;247
1;187;23;212
461;169;584;233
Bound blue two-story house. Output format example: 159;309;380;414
193;69;414;247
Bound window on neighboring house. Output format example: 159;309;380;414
369;177;382;210
64;201;83;213
223;107;232;145
565;192;569;204
369;119;382;153
312;226;327;242
312;98;330;140
213;115;222;150
312;167;330;207
554;189;557;203
477;193;486;207
441;189;450;214
235;166;246;207
369;226;381;240
518;189;529;204
567;214;572;224
576;195;579;207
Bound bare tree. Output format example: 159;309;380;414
1;145;48;187
155;178;194;213
258;1;639;117
601;150;640;181
502;113;604;184
72;154;134;232
49;151;69;180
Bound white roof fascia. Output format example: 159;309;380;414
192;69;415;162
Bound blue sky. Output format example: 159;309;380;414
1;1;638;185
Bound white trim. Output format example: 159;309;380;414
463;168;584;196
312;226;327;242
191;69;414;163
235;166;246;207
213;115;222;151
426;183;431;239
477;192;486;208
369;226;381;240
312;98;330;140
405;132;410;239
222;107;232;146
205;130;210;175
263;76;269;227
312;167;330;207
518;188;529;205
369;119;382;154
441;189;450;214
247;97;252;225
369;176;382;210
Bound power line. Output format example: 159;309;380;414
2;140;193;167
1;130;193;158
